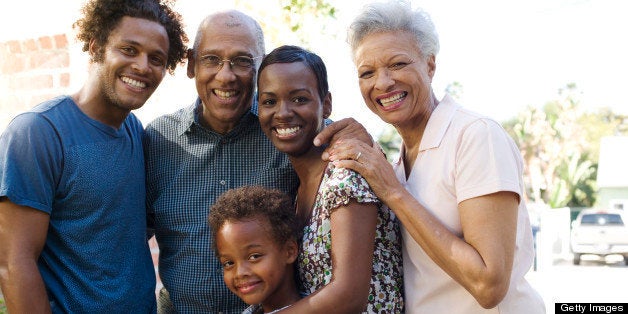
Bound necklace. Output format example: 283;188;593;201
265;304;292;313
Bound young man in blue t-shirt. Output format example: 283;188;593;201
0;0;187;312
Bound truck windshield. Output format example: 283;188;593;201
581;214;624;226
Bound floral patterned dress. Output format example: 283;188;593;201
298;163;404;313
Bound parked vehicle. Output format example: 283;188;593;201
570;208;628;265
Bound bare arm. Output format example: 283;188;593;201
0;198;51;313
329;139;518;308
389;191;517;308
283;201;378;313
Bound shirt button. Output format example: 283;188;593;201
220;180;227;186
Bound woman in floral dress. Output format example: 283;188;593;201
256;45;403;313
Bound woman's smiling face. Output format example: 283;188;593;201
354;30;436;128
257;61;331;157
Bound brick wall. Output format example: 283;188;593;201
0;34;74;130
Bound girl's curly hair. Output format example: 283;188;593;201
73;0;188;74
208;186;300;254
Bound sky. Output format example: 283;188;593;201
2;0;627;137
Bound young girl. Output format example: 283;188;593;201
256;45;404;313
208;185;301;314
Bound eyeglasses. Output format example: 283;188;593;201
198;55;262;75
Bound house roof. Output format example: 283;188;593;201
597;136;628;188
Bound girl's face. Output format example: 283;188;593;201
216;219;298;309
257;61;332;157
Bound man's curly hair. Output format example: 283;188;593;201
208;186;299;254
73;0;188;74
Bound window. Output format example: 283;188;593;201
581;214;624;226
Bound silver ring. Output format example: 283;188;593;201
355;151;362;161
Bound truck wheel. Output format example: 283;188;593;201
573;253;581;265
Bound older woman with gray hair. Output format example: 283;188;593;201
328;0;545;313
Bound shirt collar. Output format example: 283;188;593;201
419;94;459;151
177;97;258;137
175;98;198;136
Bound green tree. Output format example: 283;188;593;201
503;83;627;208
377;125;401;162
280;0;336;33
240;0;338;49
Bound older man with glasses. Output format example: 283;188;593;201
144;9;370;313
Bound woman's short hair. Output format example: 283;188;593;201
347;0;439;60
258;45;329;102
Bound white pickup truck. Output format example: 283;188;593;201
570;208;628;265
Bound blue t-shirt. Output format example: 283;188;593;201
0;96;156;313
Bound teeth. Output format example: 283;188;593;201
121;76;146;88
379;92;406;107
276;126;300;135
215;90;236;99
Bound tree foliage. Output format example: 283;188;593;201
234;0;338;49
281;0;336;33
377;125;402;162
503;83;627;208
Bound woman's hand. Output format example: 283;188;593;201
326;138;402;204
313;118;373;161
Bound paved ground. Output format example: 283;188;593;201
526;255;628;314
